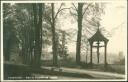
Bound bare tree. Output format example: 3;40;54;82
45;3;70;66
71;3;92;64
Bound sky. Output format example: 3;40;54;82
56;1;127;55
101;1;127;55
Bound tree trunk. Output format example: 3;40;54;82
4;39;11;61
33;4;38;66
51;3;58;66
37;3;44;66
32;3;44;67
76;3;83;65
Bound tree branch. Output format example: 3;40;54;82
44;12;52;25
54;3;63;19
82;3;92;16
72;3;78;12
54;8;70;20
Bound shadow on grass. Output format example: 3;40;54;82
4;63;94;80
41;60;125;74
79;62;125;74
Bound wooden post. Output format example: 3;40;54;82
104;42;108;66
90;42;93;65
97;41;100;64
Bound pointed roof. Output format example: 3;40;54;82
88;29;109;42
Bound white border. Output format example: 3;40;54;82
1;0;128;3
1;1;4;81
1;0;127;81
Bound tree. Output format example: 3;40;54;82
56;30;69;60
13;3;37;65
32;3;45;67
71;3;92;64
3;3;19;61
51;3;58;66
76;3;83;64
3;3;45;67
44;3;70;66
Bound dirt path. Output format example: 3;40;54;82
42;66;125;79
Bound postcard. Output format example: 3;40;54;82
0;0;127;81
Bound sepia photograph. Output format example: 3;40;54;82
0;0;127;81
